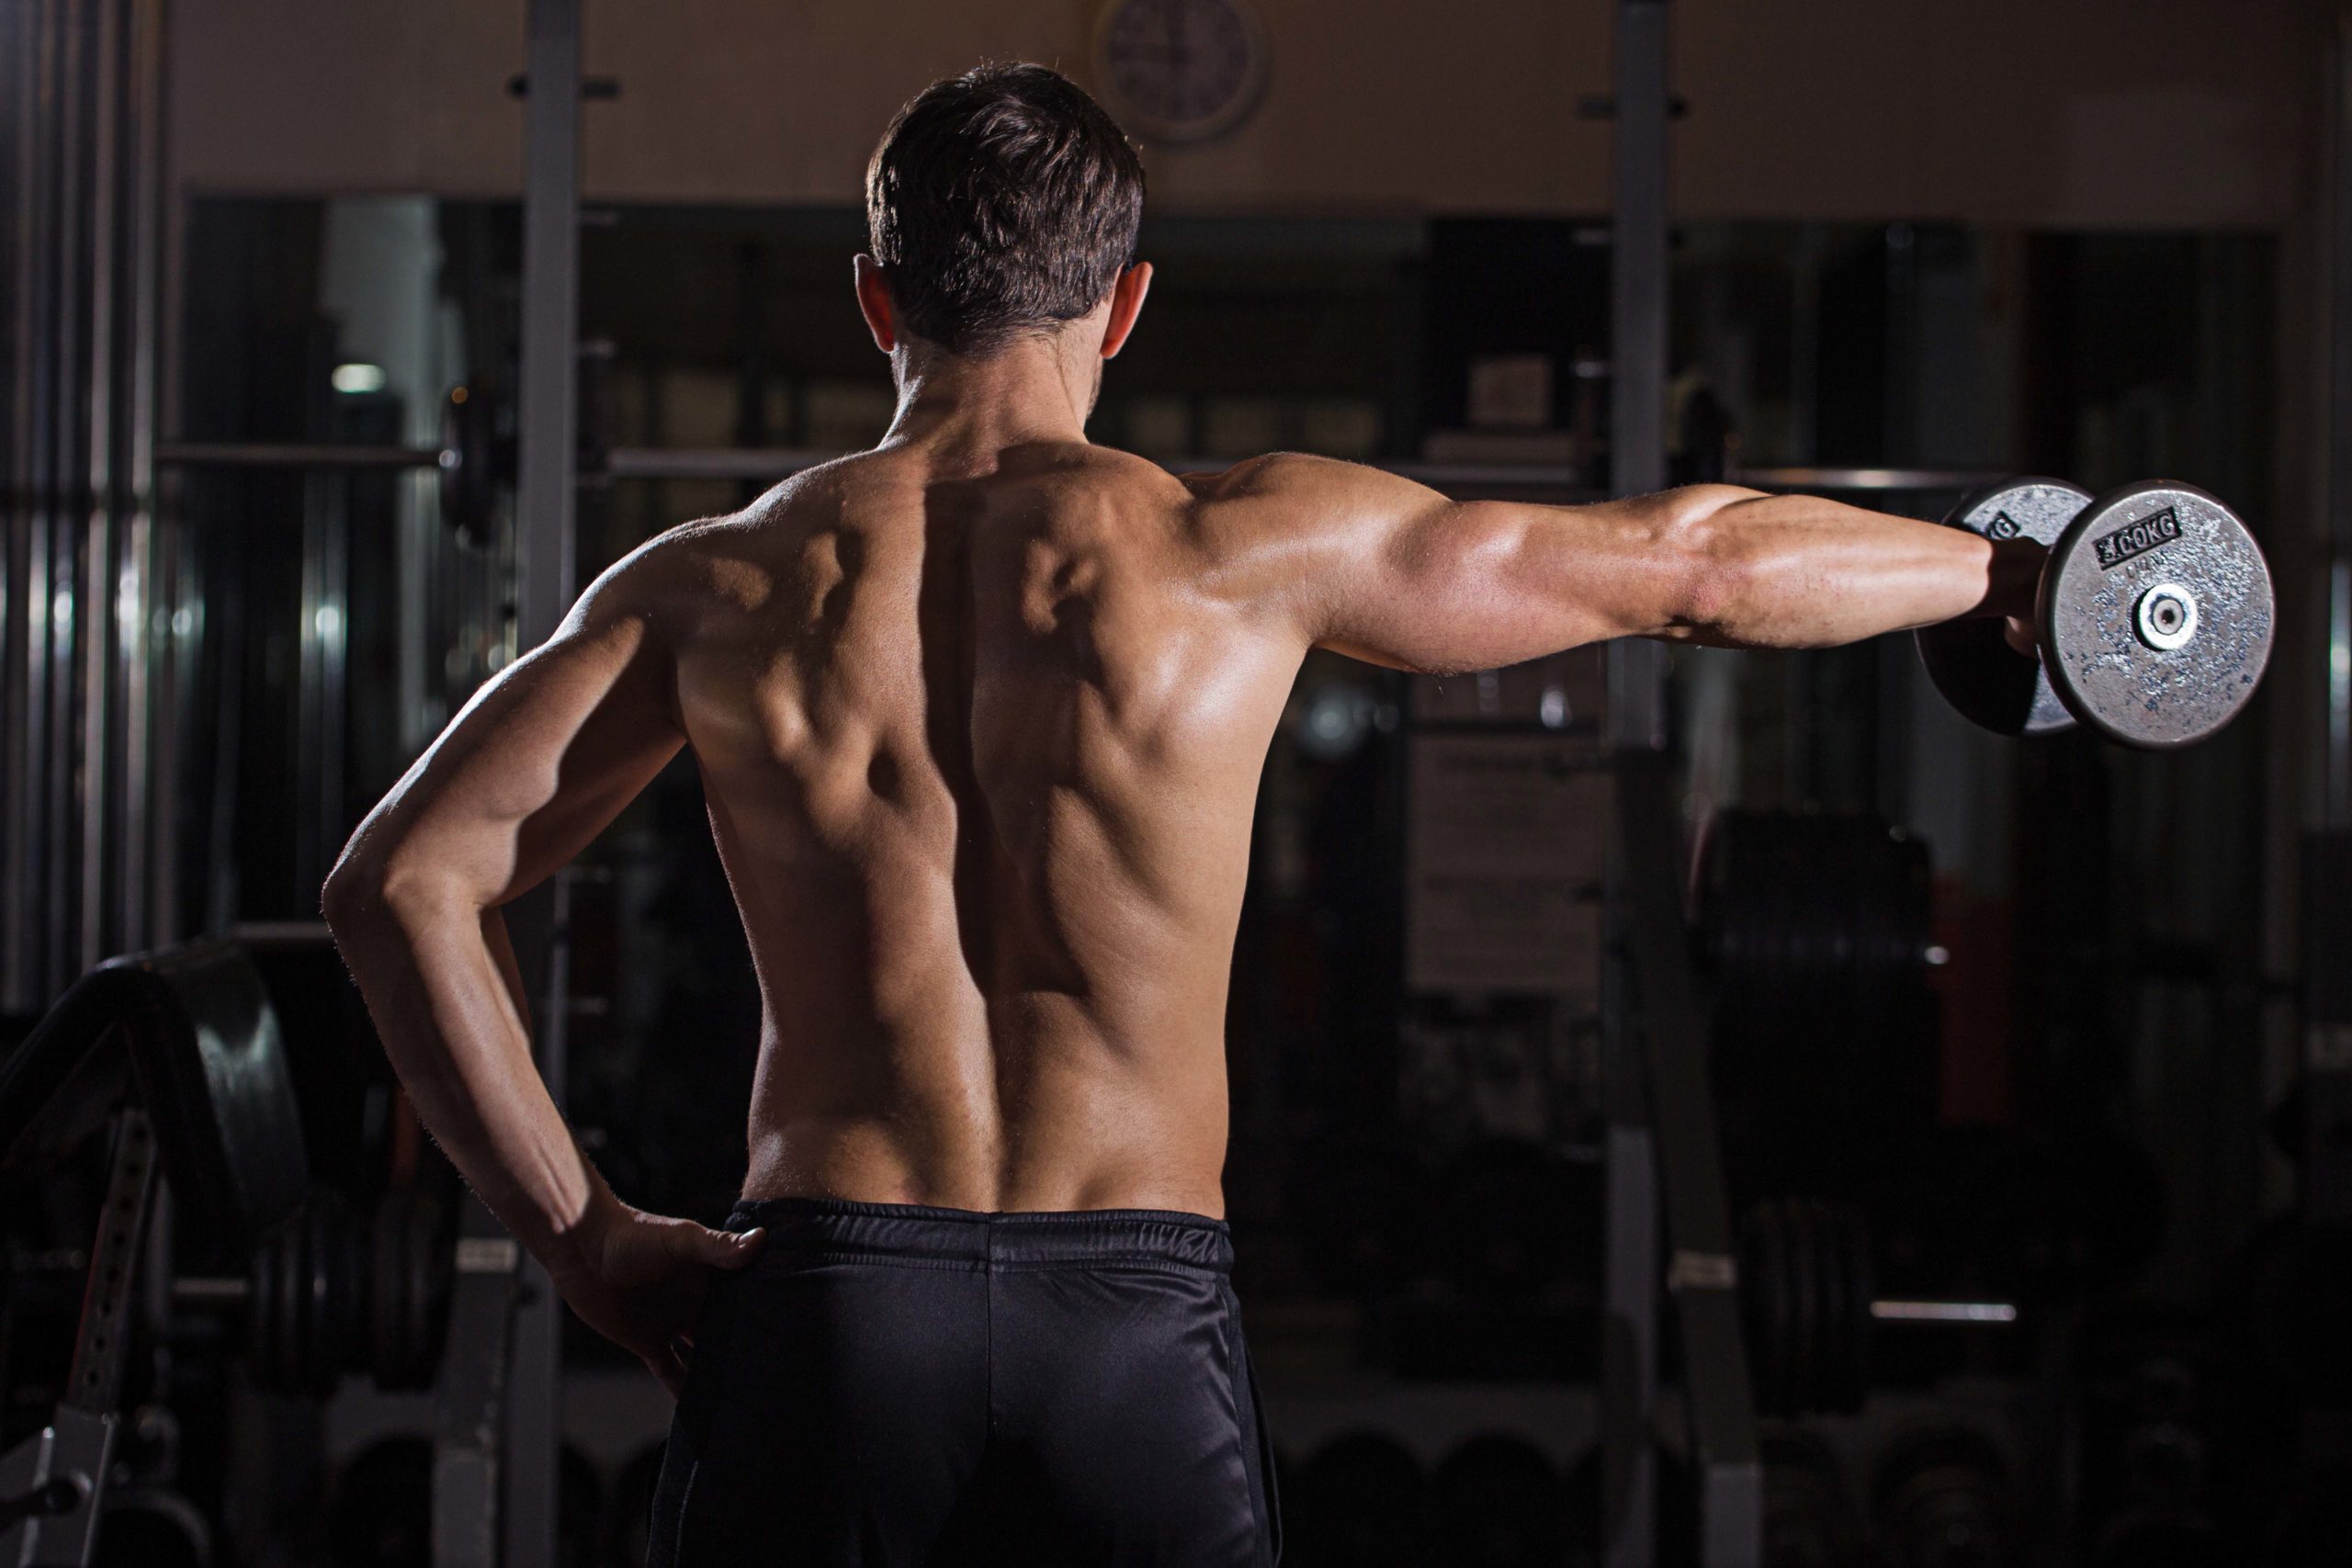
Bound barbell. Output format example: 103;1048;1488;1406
170;1182;451;1398
1740;1195;2018;1416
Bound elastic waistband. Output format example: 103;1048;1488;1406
723;1196;1233;1272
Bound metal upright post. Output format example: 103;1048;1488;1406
501;2;582;1564
2295;1;2352;1256
2331;7;2352;830
1607;0;1671;755
1602;5;1672;1567
519;0;580;657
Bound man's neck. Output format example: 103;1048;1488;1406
877;335;1100;464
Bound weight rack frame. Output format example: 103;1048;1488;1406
1600;4;1767;1565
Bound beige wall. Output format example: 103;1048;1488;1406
173;0;2315;226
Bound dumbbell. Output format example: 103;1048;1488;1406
1915;478;2274;749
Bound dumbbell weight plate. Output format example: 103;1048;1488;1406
244;1223;281;1390
2039;481;2275;750
404;1189;451;1383
1745;1201;1803;1413
1809;1201;1849;1412
277;1207;307;1392
1759;1202;1793;1411
1786;1202;1823;1414
369;1184;409;1389
304;1200;335;1397
1915;479;2094;737
1825;1200;1873;1413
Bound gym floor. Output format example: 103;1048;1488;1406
4;2;2348;1565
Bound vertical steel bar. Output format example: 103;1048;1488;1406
43;0;84;998
19;0;59;1009
140;0;181;949
78;0;120;972
1606;0;1670;754
1600;1070;1659;1568
1603;5;1671;1567
1;0;38;1008
295;469;328;895
117;0;163;951
2319;76;2343;848
502;3;582;1564
2333;561;2349;828
518;0;579;657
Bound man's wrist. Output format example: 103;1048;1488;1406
1985;538;2048;622
547;1177;631;1288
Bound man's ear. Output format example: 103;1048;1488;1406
854;254;897;354
1099;261;1153;360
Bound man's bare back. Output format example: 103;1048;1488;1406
323;410;2030;1368
673;439;1306;1217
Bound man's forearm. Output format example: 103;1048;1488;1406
1680;489;2042;649
324;876;616;1281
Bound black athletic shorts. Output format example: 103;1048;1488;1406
646;1198;1283;1566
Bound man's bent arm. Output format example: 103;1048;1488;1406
1204;457;2041;672
321;540;686;1284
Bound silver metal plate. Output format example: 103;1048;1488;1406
1915;478;2094;737
2039;482;2274;750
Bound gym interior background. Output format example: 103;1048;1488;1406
4;0;2350;1563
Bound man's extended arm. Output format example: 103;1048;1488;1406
1202;456;2041;671
321;534;756;1391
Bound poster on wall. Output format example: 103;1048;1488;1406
1405;733;1608;998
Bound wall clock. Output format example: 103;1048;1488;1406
1093;0;1271;147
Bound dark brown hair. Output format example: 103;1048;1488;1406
865;63;1146;356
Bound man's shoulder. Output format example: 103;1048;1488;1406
1176;451;1419;553
571;471;834;635
1178;449;1353;501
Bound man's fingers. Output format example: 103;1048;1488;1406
2003;616;2038;658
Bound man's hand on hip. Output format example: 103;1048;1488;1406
553;1202;766;1395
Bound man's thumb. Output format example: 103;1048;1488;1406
693;1224;764;1268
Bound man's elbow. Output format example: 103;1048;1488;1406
320;854;388;934
321;846;435;934
1660;487;1762;630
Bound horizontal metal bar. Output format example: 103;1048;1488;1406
1730;466;2003;491
1381;460;1597;493
602;446;1609;499
1871;1299;2019;1325
153;441;1616;502
599;446;837;481
222;919;334;950
155;442;447;471
169;1276;248;1310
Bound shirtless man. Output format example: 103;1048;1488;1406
322;62;2042;1567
